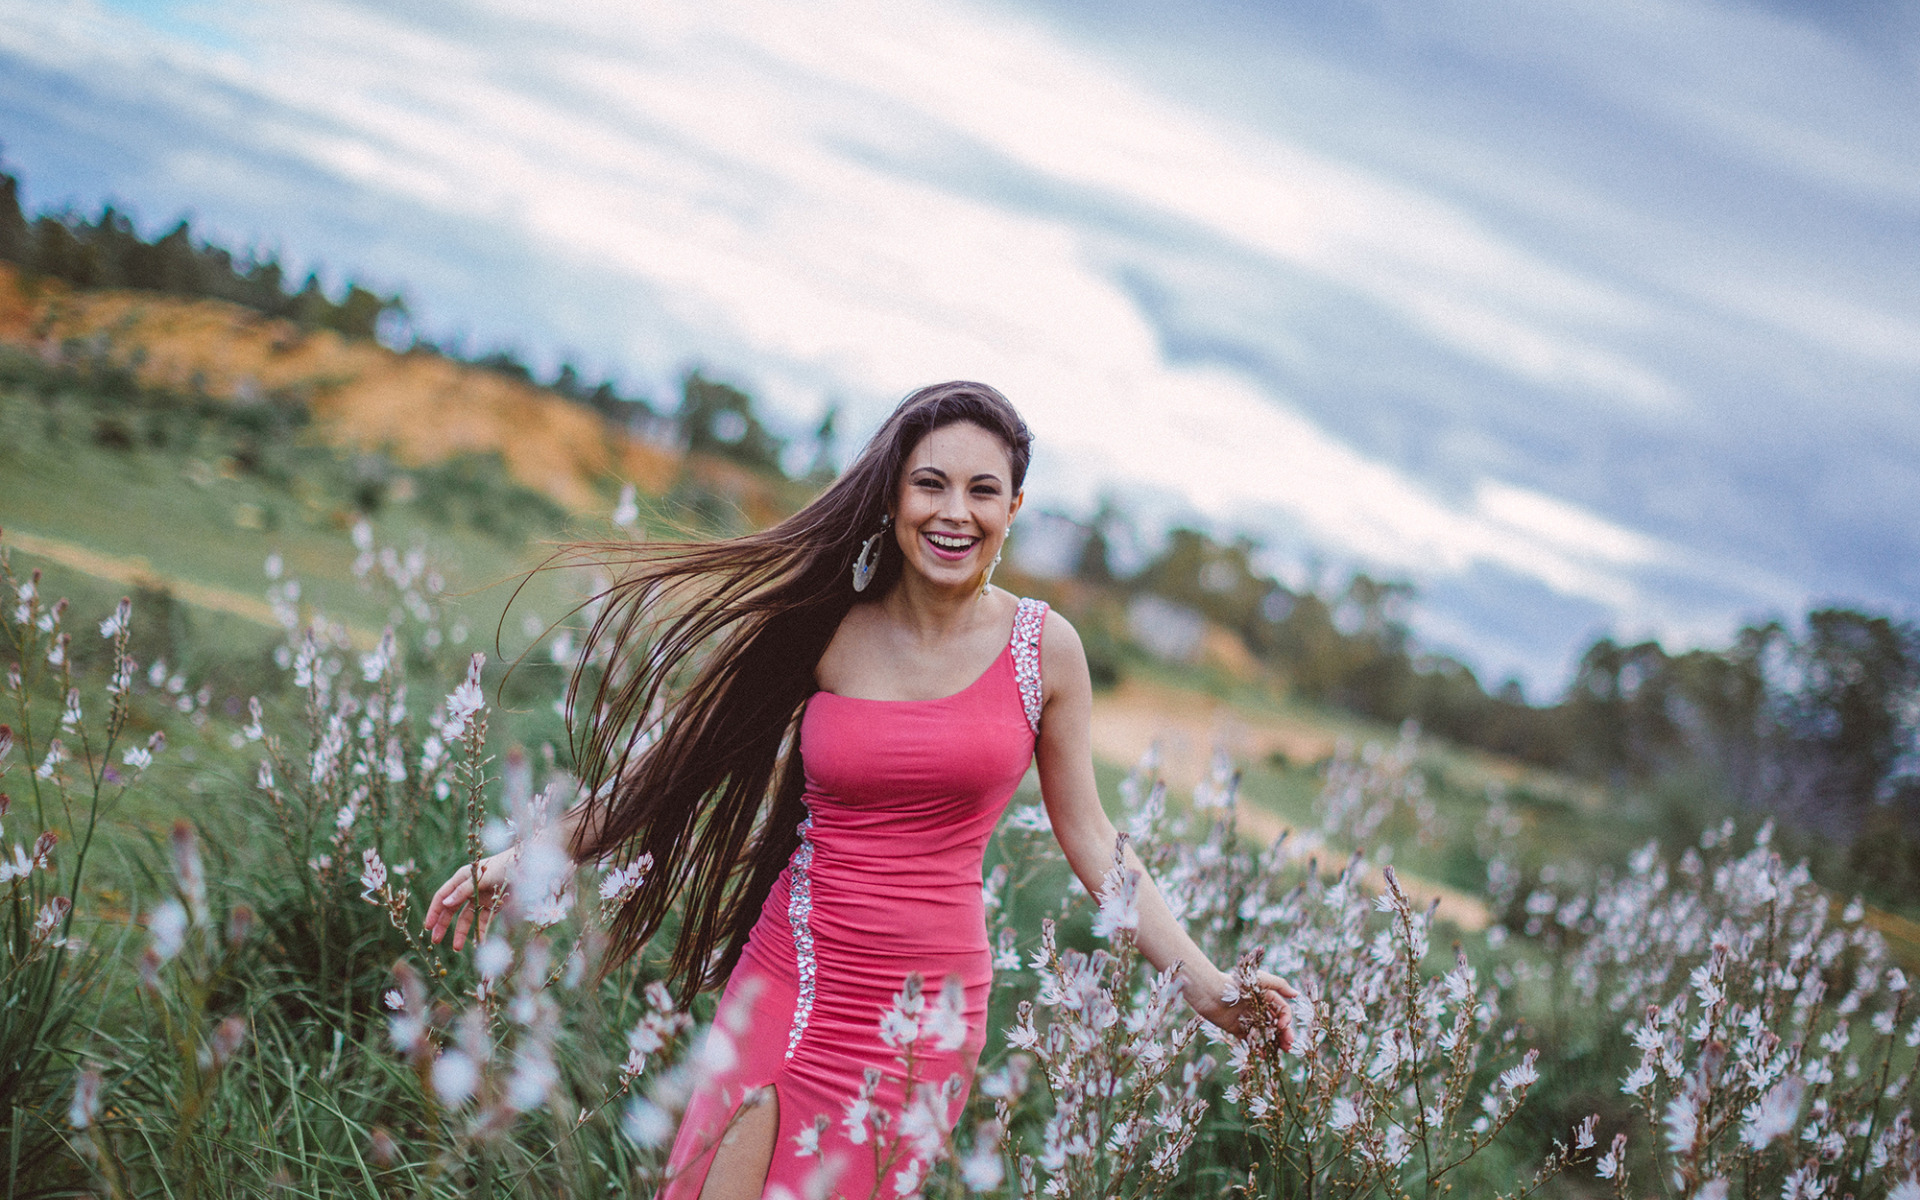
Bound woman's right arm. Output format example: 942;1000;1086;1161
423;796;603;949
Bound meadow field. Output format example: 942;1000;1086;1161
2;284;1917;1199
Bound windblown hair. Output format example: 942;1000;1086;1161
568;380;1033;1000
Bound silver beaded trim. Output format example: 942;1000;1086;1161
1012;598;1047;733
784;815;818;1061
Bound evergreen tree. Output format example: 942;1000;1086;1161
0;169;28;263
678;371;786;475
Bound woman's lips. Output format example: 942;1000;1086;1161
923;532;978;561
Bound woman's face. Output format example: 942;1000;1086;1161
892;420;1023;595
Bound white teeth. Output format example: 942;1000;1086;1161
927;533;975;550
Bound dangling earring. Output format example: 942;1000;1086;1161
851;514;891;593
979;546;1002;596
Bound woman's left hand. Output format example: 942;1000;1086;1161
1193;970;1298;1052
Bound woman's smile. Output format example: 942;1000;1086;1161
922;530;979;560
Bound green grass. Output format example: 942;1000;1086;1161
0;391;585;640
8;360;1901;942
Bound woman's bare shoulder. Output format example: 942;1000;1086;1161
814;599;880;686
1036;606;1089;688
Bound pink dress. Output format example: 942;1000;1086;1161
661;598;1048;1200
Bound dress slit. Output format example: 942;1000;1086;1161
670;1076;784;1200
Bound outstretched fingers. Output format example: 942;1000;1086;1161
426;872;475;947
1257;971;1299;1053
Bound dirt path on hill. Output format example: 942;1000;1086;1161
1090;676;1493;931
3;528;376;648
1088;677;1342;782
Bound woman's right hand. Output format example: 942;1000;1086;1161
424;850;514;950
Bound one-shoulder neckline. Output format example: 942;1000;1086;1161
812;597;1042;705
812;639;1010;706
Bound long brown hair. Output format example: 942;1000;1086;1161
570;381;1033;999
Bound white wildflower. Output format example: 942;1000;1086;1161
32;896;69;944
430;1050;479;1106
1091;858;1141;939
1497;1050;1539;1094
624;1098;674;1147
600;856;651;908
843;1095;873;1145
925;975;968;1052
1380;1124;1413;1166
359;848;388;902
899;1085;949;1163
612;484;639;528
383;737;407;783
793;1120;822;1158
692;1026;737;1078
1740;1076;1804;1151
506;1044;559;1112
1574;1114;1597;1150
1663;1094;1698;1156
510;835;575;928
149;900;188;963
35;739;67;780
99;597;130;639
475;936;513;982
1595;1133;1627;1179
69;1068;103;1130
441;654;486;738
360;628;395;683
959;1143;1004;1190
1006;804;1051;832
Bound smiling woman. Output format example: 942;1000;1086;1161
423;381;1295;1199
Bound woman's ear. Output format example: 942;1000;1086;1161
1009;489;1026;522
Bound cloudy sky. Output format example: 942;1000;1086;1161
3;0;1917;690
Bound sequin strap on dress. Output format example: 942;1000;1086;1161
783;815;818;1061
1011;596;1048;733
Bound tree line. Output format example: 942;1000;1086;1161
0;160;859;481
0;164;405;341
1106;519;1920;894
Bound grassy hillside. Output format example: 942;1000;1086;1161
5;275;1918;1200
0;262;807;523
4;265;1913;941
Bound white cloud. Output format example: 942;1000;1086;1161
6;0;1917;686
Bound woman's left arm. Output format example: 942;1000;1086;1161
1033;611;1296;1050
